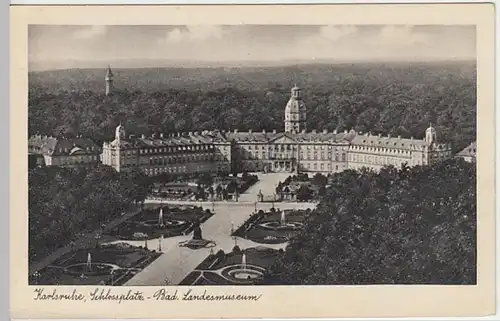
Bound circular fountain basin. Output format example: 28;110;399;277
259;221;303;231
219;264;265;283
64;263;119;276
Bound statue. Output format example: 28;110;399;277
193;222;203;240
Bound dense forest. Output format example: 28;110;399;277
28;62;476;152
263;158;476;285
29;165;150;263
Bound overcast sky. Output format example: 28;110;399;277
29;25;476;70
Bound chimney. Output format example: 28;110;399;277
160;133;164;138
273;129;277;134
323;129;328;134
262;129;266;134
388;134;391;138
141;134;146;139
178;133;181;137
397;135;401;139
333;129;337;134
249;129;252;134
301;129;306;134
410;136;414;140
234;129;238;133
378;134;381;138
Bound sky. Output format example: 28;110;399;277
28;25;476;70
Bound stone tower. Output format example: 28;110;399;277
425;123;437;144
284;85;306;133
105;65;114;96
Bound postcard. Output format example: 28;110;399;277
10;3;495;319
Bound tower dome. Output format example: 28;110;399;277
425;123;437;144
284;85;306;133
115;123;125;141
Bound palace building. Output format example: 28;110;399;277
101;124;232;175
28;135;101;168
33;66;455;174
226;85;452;174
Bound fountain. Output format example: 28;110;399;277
259;210;303;231
241;253;247;272
158;207;165;227
217;251;265;284
86;253;92;272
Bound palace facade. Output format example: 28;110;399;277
226;85;452;174
101;125;232;176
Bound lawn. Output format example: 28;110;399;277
179;246;281;285
232;209;310;244
30;243;162;286
106;205;213;240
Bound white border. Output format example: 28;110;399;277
6;1;497;320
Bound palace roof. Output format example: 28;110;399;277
225;129;355;144
350;133;432;150
456;141;477;157
28;135;101;156
110;130;230;149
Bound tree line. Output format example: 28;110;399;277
263;158;476;284
29;165;150;264
28;62;476;152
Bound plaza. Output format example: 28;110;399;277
119;173;316;286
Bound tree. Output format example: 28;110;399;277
311;173;328;187
296;185;312;202
263;159;476;285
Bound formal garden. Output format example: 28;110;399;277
179;246;281;285
232;208;310;244
105;205;213;240
29;243;161;285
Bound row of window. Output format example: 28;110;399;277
302;162;343;171
56;155;99;165
142;165;228;176
138;146;216;154
242;151;347;161
243;144;346;151
349;154;413;166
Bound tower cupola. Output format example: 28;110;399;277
425;123;437;144
284;85;307;133
115;122;125;141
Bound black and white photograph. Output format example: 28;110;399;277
26;22;479;288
